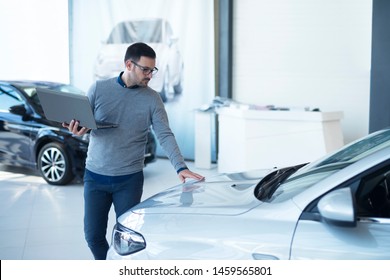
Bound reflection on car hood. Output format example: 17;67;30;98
127;170;270;217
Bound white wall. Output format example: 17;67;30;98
0;0;69;83
0;0;373;146
232;0;372;144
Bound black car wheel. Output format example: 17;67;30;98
173;65;184;95
38;142;74;185
159;69;172;102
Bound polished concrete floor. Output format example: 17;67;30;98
0;158;217;260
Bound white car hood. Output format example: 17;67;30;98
124;171;269;217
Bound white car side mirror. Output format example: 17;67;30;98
318;188;356;227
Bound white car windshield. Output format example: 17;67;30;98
107;20;163;44
259;129;390;203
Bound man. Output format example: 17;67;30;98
63;42;204;260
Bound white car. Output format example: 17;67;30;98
94;18;184;102
107;129;390;260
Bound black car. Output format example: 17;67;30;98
0;80;156;185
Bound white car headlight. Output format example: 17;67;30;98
113;223;146;255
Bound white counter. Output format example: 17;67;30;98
217;107;344;173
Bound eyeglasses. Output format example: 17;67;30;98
131;60;158;75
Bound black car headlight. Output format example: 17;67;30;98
113;223;146;255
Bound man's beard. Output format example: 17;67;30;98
140;78;150;86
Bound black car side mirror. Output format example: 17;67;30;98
9;104;28;116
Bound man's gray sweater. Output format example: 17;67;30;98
85;77;187;176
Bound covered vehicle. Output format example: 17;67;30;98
94;18;184;102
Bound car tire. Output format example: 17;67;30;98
173;65;184;95
173;82;183;95
159;69;174;102
159;89;168;103
38;142;74;185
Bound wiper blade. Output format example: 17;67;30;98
254;163;307;200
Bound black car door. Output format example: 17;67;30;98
0;85;34;167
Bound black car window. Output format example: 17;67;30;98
21;87;41;108
355;166;390;219
17;85;84;114
0;86;24;111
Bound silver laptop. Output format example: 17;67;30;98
36;88;118;129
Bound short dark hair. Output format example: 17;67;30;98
124;42;156;62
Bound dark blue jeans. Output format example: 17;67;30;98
83;169;144;260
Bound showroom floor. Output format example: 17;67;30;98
0;158;218;260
